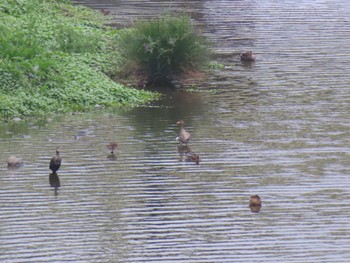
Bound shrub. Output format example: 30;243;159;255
118;14;210;84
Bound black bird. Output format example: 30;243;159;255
50;147;61;173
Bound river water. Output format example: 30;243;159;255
1;1;350;262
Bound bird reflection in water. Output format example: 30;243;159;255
49;172;60;196
107;153;117;160
177;145;190;161
241;60;256;69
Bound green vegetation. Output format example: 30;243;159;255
118;14;211;84
0;0;158;121
207;61;225;70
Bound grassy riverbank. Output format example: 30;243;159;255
0;0;159;121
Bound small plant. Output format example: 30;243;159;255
207;61;225;70
118;14;210;85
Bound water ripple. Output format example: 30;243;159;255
1;0;350;262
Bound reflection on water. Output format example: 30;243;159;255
49;172;60;196
177;144;201;165
107;152;117;160
1;0;350;262
241;59;256;69
249;204;261;213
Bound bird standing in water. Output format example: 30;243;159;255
50;147;61;173
107;142;118;154
176;120;191;145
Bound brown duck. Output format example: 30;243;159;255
49;147;61;173
176;120;191;145
249;195;262;206
240;51;256;61
185;151;200;165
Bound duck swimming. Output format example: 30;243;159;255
249;195;262;206
7;156;23;168
240;51;256;61
185;151;200;165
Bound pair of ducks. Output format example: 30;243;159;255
176;120;200;165
48;142;118;173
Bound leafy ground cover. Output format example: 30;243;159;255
0;0;158;121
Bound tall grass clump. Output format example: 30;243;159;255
118;14;210;84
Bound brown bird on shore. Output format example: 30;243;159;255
49;147;61;173
249;195;262;206
240;51;256;61
176;120;191;145
107;142;118;154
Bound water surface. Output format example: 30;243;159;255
1;0;350;262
